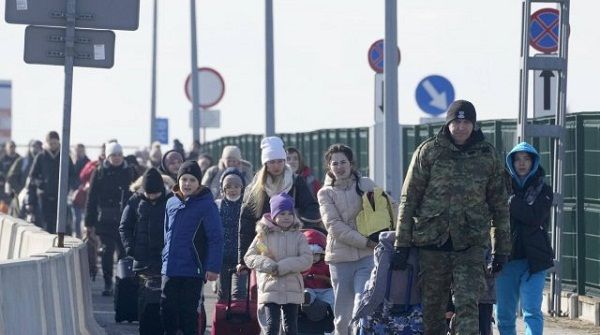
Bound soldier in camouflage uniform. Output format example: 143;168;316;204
391;100;511;335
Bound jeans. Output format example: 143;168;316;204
160;276;203;335
306;288;335;308
262;303;299;335
496;259;546;335
70;206;83;237
329;256;374;335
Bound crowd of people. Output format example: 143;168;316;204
1;98;554;335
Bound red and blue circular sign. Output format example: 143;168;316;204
529;8;560;53
367;39;400;73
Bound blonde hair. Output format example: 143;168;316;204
247;164;284;218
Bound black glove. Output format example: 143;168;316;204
490;254;508;274
391;247;410;270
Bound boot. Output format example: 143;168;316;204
102;278;113;296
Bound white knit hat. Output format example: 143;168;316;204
221;145;242;161
260;136;286;165
105;142;123;157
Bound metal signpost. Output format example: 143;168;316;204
185;67;224;143
518;1;570;316
367;34;401;195
415;75;455;116
265;0;275;136
5;0;140;247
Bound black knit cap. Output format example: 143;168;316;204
142;168;164;193
177;160;202;183
445;100;477;125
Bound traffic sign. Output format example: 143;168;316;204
415;75;455;116
533;56;557;118
189;109;221;129
5;0;140;31
24;26;115;68
367;39;400;73
529;8;559;53
185;68;225;108
155;118;169;144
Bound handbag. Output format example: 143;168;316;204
71;186;87;208
355;188;395;242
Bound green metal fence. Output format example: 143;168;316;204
204;112;600;297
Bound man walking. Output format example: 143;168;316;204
85;142;134;296
392;100;511;334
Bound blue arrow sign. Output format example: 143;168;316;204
415;75;455;116
155;118;169;144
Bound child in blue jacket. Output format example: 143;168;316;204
161;161;224;335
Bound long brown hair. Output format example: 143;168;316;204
286;147;306;172
323;144;356;185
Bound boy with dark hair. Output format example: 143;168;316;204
161;161;223;335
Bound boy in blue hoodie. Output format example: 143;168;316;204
161;161;224;335
496;142;554;335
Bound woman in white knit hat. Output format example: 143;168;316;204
201;145;253;199
237;136;322;272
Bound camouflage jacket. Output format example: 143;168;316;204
394;129;510;255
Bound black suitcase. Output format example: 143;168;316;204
114;257;139;323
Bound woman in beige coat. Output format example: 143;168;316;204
244;193;312;335
317;144;378;335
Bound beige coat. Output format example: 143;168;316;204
244;215;312;305
317;174;376;263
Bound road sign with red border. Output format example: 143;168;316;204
367;39;400;73
529;8;560;53
185;67;225;108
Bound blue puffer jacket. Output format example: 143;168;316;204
162;185;224;278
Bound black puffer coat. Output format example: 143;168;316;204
508;167;554;274
119;190;168;274
238;172;321;264
84;161;134;235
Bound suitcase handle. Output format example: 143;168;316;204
385;262;413;313
225;267;252;321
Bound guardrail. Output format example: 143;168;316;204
0;214;104;335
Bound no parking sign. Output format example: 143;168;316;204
529;8;560;53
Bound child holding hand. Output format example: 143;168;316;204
244;193;312;335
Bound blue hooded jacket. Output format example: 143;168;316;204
505;142;540;188
162;185;224;277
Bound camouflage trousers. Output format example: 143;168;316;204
419;246;485;335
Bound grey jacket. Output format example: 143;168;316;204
352;231;420;321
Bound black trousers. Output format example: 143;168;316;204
138;276;163;335
263;303;299;335
97;230;125;285
41;196;57;234
160;276;203;335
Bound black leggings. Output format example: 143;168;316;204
263;303;299;335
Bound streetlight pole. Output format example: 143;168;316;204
190;0;201;143
150;0;158;145
265;0;275;136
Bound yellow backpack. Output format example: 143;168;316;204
356;187;395;241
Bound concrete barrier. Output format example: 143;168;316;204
0;214;104;335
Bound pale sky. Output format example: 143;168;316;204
1;1;598;151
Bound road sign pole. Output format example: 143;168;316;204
265;0;275;136
384;0;400;198
190;0;201;143
150;0;158;145
56;0;77;247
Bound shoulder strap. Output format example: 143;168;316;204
354;172;364;197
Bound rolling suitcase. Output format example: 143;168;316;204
211;268;260;335
357;264;423;335
114;257;139;323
